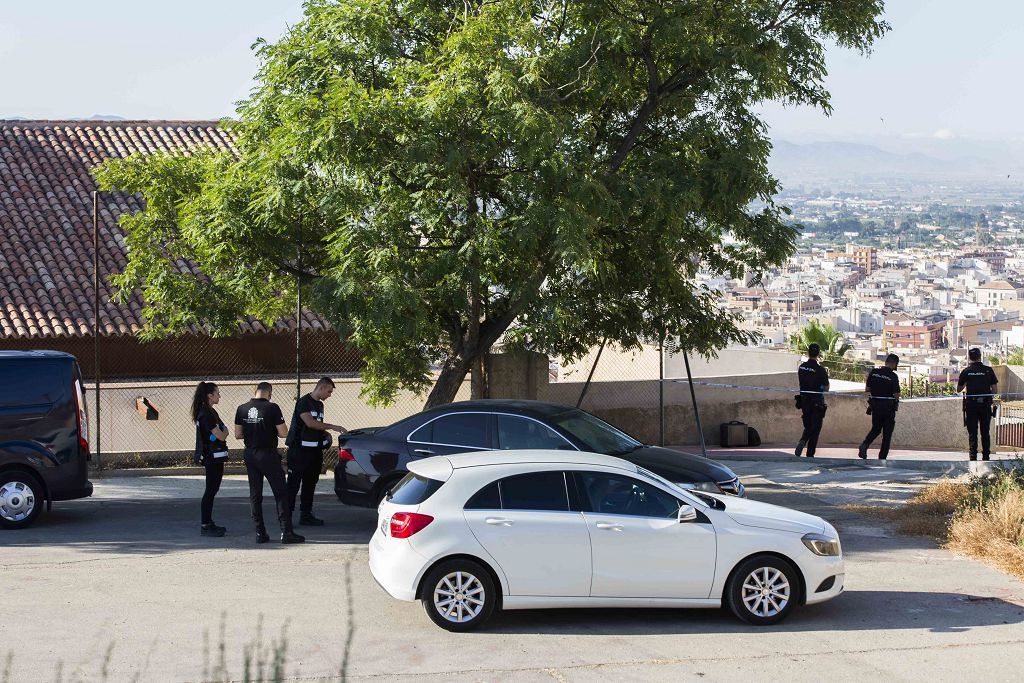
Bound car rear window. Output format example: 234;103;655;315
387;473;444;505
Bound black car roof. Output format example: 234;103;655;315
0;350;77;362
423;399;577;418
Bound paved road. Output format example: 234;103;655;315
2;467;1023;682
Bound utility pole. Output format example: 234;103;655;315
296;215;302;401
683;350;707;458
91;192;102;470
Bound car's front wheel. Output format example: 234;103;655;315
725;555;799;625
0;471;44;530
420;559;498;632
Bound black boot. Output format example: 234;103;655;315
201;523;226;537
857;443;868;460
256;527;270;544
299;512;325;526
281;530;306;544
795;439;806;457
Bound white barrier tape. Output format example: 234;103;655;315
666;378;1008;403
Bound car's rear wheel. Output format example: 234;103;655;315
421;559;497;632
725;555;799;625
0;471;44;530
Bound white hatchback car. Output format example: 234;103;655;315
369;450;843;631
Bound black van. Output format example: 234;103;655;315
0;351;93;529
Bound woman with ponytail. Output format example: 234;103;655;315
192;381;229;537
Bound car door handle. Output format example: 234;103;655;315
595;522;623;531
485;517;515;526
413;448;434;455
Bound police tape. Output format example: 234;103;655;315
666;378;1010;402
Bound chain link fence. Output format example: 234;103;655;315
67;328;460;471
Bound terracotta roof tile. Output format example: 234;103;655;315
0;120;327;339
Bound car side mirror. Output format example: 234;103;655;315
678;504;698;523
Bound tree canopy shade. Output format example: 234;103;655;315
96;0;888;408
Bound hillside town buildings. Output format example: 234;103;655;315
705;192;1024;384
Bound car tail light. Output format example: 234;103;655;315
389;512;433;538
73;379;90;458
338;448;355;462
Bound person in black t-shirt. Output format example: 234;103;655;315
858;354;901;460
957;348;999;461
796;343;830;457
192;381;229;537
285;377;347;526
235;382;305;544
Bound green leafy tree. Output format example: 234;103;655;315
789;319;871;380
96;0;887;408
789;319;853;358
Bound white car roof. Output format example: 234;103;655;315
407;449;638;481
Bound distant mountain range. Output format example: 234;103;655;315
768;139;1014;183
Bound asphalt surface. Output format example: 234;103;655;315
2;464;1024;682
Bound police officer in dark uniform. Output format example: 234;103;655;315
796;343;830;457
286;377;347;526
192;381;229;537
234;383;305;544
957;348;999;461
858;353;901;460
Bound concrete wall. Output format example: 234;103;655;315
554;345;808;383
538;375;968;449
516;355;968;449
85;376;470;456
995;364;1024;400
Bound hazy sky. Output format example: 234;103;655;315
2;1;1022;144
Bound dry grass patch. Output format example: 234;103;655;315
841;479;969;538
947;489;1024;579
844;468;1024;580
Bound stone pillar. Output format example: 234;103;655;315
487;351;549;400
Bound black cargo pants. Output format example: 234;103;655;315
965;400;993;461
244;448;291;533
287;446;324;515
799;401;827;457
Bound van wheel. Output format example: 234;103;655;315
725;555;799;625
421;559;497;632
0;471;44;530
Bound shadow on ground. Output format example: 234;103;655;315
484;590;1024;635
0;496;377;554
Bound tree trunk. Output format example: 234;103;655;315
425;354;476;409
470;354;486;399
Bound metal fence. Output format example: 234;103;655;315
997;404;1024;449
77;329;377;470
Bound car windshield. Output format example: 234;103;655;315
634;466;716;510
551;409;642;456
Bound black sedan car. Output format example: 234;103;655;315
335;399;743;506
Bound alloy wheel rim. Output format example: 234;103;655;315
0;480;36;523
741;566;790;618
433;571;485;623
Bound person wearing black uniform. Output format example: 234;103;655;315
958;348;999;461
858;354;901;460
192;381;229;537
234;383;305;544
796;343;830;457
286;377;347;526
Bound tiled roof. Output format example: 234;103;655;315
0;120;327;339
